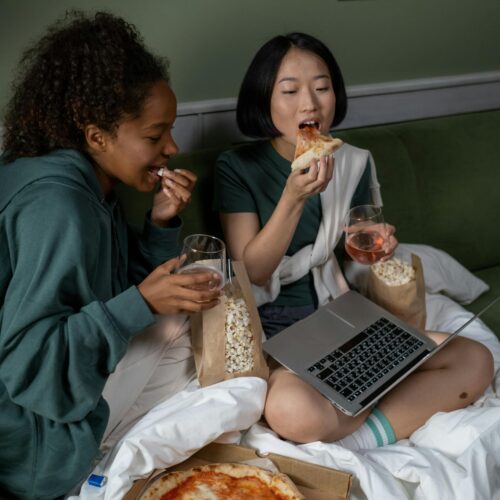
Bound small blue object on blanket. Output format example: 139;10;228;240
88;474;107;488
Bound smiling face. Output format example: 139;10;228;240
88;80;178;195
270;48;336;161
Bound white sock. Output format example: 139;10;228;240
335;407;396;451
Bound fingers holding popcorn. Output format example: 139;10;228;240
161;168;197;203
151;168;197;225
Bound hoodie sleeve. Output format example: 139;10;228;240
125;210;183;285
0;182;155;423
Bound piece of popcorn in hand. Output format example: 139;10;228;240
371;258;415;286
224;290;255;374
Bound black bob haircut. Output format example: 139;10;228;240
236;32;347;139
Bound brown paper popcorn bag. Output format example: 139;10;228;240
366;254;426;331
191;260;269;387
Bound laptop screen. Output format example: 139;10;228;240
429;295;500;355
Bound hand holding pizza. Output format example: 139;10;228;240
284;154;335;203
282;125;343;203
151;168;197;227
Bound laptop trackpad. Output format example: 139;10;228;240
268;309;357;364
303;309;355;349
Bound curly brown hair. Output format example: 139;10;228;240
2;10;169;163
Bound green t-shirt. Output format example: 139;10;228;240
214;141;372;306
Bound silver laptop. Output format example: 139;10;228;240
263;290;499;417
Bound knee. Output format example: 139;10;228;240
457;338;494;397
264;378;341;443
264;391;320;443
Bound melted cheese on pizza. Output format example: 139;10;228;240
159;471;288;500
294;126;320;159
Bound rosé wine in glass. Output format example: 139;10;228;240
344;205;389;265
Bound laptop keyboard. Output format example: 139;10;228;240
307;317;424;403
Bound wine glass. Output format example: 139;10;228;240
344;205;390;265
176;234;226;290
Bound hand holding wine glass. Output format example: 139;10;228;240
176;234;226;291
137;256;222;314
344;205;396;265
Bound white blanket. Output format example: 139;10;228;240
73;378;267;499
75;251;500;500
75;292;500;500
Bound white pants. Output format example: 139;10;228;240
100;314;196;453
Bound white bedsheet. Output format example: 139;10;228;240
242;293;500;500
75;293;500;500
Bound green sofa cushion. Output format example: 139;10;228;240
339;110;500;272
336;127;424;245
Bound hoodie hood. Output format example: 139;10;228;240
0;149;104;212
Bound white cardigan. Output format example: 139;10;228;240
252;143;382;307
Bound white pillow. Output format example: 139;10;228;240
344;243;489;305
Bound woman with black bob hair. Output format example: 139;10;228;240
0;11;222;498
214;32;493;449
236;33;347;138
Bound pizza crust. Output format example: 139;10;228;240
139;470;193;499
139;462;305;499
291;127;343;171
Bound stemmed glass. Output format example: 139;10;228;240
344;205;390;265
176;234;226;290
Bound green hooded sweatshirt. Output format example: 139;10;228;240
0;149;181;498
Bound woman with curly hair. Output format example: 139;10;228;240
0;11;222;498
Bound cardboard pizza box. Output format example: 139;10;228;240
124;442;352;499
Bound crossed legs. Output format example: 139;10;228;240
264;334;494;443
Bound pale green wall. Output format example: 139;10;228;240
1;0;500;117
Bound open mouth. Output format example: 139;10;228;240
299;120;320;130
148;166;167;178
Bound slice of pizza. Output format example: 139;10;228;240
139;462;305;499
291;125;343;172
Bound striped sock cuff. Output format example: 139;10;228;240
368;407;397;446
365;416;384;447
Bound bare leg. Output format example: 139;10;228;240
377;335;493;439
264;366;370;443
264;336;493;443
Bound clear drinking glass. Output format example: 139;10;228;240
176;234;226;290
344;205;389;265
